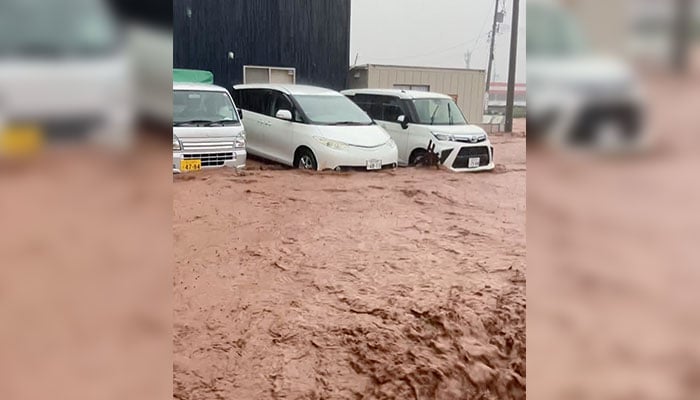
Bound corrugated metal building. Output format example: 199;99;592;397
347;64;486;123
173;0;351;90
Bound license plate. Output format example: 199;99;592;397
468;157;481;168
366;159;382;170
0;124;44;157
180;159;202;172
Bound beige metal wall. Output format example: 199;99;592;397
346;68;369;89
348;65;486;123
244;66;296;84
561;0;628;54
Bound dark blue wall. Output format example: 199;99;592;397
173;0;351;91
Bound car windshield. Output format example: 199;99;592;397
0;0;120;57
412;99;467;125
173;90;239;125
527;4;587;57
294;95;373;125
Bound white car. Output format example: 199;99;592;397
231;84;398;171
173;83;246;173
0;0;133;149
342;89;495;172
527;1;645;150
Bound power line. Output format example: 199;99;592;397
363;27;491;62
470;4;492;55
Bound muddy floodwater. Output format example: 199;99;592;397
174;128;526;399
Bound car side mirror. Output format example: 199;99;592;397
275;109;293;121
397;115;409;130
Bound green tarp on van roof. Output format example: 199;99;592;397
173;69;214;84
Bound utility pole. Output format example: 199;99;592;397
504;0;519;132
485;0;500;95
672;0;691;73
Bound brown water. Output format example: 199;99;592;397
174;132;526;399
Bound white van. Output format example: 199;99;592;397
231;84;398;171
173;83;246;173
0;0;133;148
342;89;495;172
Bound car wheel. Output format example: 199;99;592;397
295;148;318;170
409;149;428;166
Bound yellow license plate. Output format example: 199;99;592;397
0;124;44;157
180;159;202;172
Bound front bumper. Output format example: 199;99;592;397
315;143;399;171
173;148;246;173
436;142;495;172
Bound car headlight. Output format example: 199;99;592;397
432;132;456;142
386;139;397;149
313;136;348;150
234;135;246;149
173;135;182;151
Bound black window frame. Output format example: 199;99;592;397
233;88;271;115
379;96;405;122
234;88;312;124
348;94;381;120
347;94;414;124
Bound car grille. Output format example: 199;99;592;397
11;115;103;142
451;146;491;169
182;140;235;152
184;153;234;167
455;136;487;144
570;103;642;145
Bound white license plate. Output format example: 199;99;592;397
468;157;481;168
366;159;382;170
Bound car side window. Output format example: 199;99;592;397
351;94;381;120
238;89;269;115
230;89;240;106
271;92;292;117
380;96;404;122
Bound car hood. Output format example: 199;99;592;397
528;56;635;93
315;124;391;147
174;124;244;139
428;124;488;136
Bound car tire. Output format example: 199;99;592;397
409;149;428;166
295;148;318;170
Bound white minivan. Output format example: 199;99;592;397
342;89;495;172
231;84;398;171
173;83;246;173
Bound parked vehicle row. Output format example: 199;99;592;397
172;83;494;173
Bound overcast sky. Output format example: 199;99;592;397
350;0;526;83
